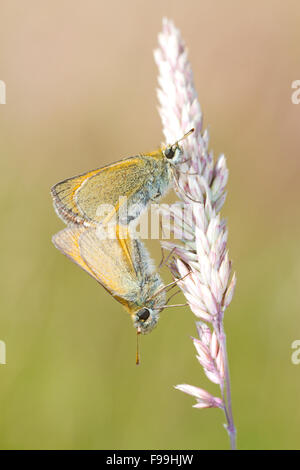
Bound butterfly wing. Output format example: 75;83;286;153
79;231;167;318
78;229;139;300
51;153;168;226
52;226;141;314
52;226;99;282
51;168;102;226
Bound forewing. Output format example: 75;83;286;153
52;226;99;282
51;157;155;225
51;168;102;225
78;229;139;301
53;226;140;314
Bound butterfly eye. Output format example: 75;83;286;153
137;308;150;322
164;146;176;160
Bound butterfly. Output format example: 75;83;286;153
52;226;168;338
51;129;194;228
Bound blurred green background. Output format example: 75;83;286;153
0;0;299;450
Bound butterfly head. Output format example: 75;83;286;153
162;128;194;165
133;307;160;334
163;143;183;164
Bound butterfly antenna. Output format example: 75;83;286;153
176;128;195;145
